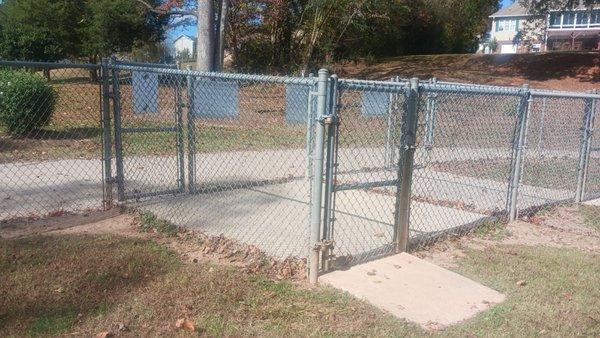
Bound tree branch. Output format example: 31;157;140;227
135;0;197;17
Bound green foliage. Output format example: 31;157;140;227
0;0;84;62
0;70;57;136
81;0;167;58
0;0;166;62
228;0;500;73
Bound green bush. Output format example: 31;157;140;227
0;69;57;136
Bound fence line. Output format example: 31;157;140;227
0;59;597;283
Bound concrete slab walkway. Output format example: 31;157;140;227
319;253;505;329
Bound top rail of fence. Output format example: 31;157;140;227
338;78;409;91
0;60;99;69
530;88;600;100
424;79;600;99
420;81;525;96
110;63;318;86
110;59;178;70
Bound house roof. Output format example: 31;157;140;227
173;34;196;43
490;2;531;18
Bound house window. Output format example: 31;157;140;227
563;12;576;27
591;10;600;26
496;19;518;32
576;12;589;27
549;13;561;27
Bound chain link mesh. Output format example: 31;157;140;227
409;87;522;248
0;65;103;220
1;60;598;270
111;64;316;260
518;95;587;212
329;80;408;264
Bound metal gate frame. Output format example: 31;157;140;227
107;59;186;202
579;89;598;202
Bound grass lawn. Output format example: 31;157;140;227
1;229;599;337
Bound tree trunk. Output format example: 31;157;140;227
196;0;215;71
301;7;324;75
217;0;229;71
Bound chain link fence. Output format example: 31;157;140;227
0;62;104;220
0;60;598;282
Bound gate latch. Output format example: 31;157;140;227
313;239;334;252
317;115;339;125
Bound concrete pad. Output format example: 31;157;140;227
319;253;505;329
583;198;600;206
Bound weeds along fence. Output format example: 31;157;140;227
0;59;598;282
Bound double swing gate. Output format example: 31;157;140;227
1;59;598;283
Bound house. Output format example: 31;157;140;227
489;2;600;54
173;35;196;59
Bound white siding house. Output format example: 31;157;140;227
173;35;196;58
489;2;600;54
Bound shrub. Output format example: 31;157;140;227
0;69;57;136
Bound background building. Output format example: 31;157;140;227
489;2;600;54
173;35;196;59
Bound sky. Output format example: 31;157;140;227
167;0;515;42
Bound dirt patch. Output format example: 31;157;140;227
138;221;307;281
417;204;600;268
1;208;306;281
0;209;135;239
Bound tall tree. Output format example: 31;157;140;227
0;0;84;62
0;0;166;79
82;0;166;65
136;0;223;71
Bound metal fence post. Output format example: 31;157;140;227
174;66;186;193
385;77;397;168
424;78;437;149
186;66;197;194
110;57;125;202
305;73;316;180
394;78;420;253
321;74;339;272
309;69;329;284
100;59;113;208
576;89;597;202
508;84;531;221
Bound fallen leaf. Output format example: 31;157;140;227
175;318;195;332
95;331;113;338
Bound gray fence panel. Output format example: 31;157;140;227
191;78;239;119
132;71;159;114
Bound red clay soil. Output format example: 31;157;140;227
332;52;600;91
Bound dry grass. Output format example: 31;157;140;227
1;205;599;337
0;232;420;337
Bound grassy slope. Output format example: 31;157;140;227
333;52;600;91
1;232;599;337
